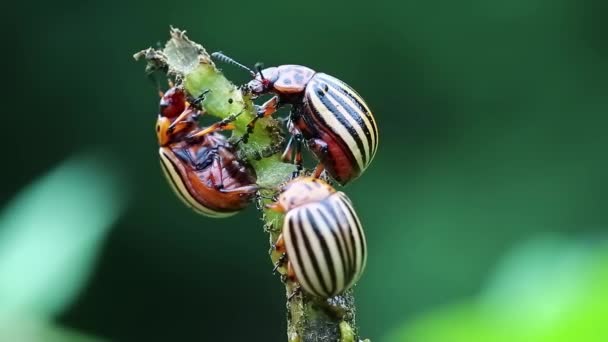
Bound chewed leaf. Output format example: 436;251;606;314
164;27;211;75
0;152;128;319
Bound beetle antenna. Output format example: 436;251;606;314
146;71;163;96
211;52;255;76
254;62;265;81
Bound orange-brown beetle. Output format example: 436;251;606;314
156;87;258;217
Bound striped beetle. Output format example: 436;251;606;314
212;52;379;186
156;86;258;217
268;177;367;298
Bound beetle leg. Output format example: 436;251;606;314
186;121;236;142
293;134;303;177
213;151;225;190
272;233;303;300
274;233;286;252
165;107;199;138
256;191;280;211
169;107;195;128
288;284;301;300
286;264;301;300
286;260;296;279
266;201;286;213
281;133;303;179
257;96;280;117
235;116;259;145
273;252;287;274
312;164;325;178
273;234;288;279
186;110;243;143
238;96;280;144
280;135;295;162
188;89;211;111
218;185;259;198
306;138;329;178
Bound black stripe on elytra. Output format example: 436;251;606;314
335;196;359;275
343;195;366;267
317;75;378;147
295;210;326;296
310;84;368;166
339;194;365;275
318;200;350;288
299;209;331;296
288;214;319;297
160;155;192;207
160;153;213;216
321;197;353;277
329;196;356;275
302;97;361;176
324;85;374;160
309;208;337;295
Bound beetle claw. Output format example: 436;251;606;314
266;202;285;212
254;105;265;118
288;285;301;300
272;253;287;274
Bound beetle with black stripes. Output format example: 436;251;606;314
268;176;367;298
211;52;379;186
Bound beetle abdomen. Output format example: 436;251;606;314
303;73;378;184
283;192;367;297
159;143;257;218
159;148;237;217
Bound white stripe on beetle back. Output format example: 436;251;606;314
307;86;366;170
336;193;366;289
315;73;378;160
159;149;235;218
326;196;354;287
285;209;324;296
318;200;347;294
311;203;345;295
300;206;333;295
343;195;367;279
314;79;371;167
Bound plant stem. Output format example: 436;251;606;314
135;27;366;342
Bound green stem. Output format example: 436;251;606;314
135;27;365;342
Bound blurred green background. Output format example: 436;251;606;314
2;0;607;341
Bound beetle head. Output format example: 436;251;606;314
156;87;198;146
275;177;336;211
247;66;279;96
159;86;187;119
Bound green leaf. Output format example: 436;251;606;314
385;235;608;342
0;319;105;342
0;152;128;319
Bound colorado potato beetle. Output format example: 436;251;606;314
156;87;258;217
212;52;379;186
268;177;367;297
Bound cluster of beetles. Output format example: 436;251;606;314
155;53;378;299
